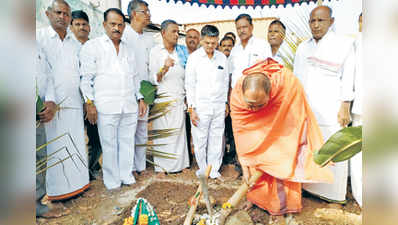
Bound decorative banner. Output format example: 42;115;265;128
164;0;323;9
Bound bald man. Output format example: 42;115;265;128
230;58;333;216
185;28;200;54
294;5;355;203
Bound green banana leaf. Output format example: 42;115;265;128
139;80;157;105
314;126;362;167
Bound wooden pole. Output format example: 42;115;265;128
183;165;212;225
218;170;263;225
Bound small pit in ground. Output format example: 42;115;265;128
115;181;259;225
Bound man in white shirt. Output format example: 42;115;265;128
70;10;90;45
70;9;102;180
36;46;62;218
124;0;155;177
149;20;190;176
185;25;229;180
219;36;234;58
267;20;286;64
36;0;89;201
80;8;147;190
293;5;355;203
350;12;363;207
229;14;272;89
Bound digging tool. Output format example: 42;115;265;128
218;170;263;225
183;165;212;225
199;175;212;217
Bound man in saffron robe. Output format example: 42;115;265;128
230;58;333;216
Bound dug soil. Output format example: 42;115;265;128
37;163;361;225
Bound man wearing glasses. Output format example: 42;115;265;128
229;58;333;218
124;0;155;177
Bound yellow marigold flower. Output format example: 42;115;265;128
222;202;232;209
123;216;134;225
139;214;149;225
198;219;206;225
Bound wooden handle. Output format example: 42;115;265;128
218;170;263;225
183;165;212;225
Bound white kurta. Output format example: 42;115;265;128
350;33;363;207
124;25;156;172
37;27;89;199
149;44;189;173
228;36;272;89
80;35;142;189
294;30;355;202
185;48;229;178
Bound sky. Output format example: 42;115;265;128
121;0;362;36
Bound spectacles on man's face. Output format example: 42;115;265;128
135;9;150;15
243;96;267;111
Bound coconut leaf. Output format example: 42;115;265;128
314;126;362;167
139;80;157;105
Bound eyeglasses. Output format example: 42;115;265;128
243;96;266;111
135;9;150;15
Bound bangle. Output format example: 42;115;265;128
159;67;164;74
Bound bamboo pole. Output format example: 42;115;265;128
218;170;263;225
183;165;212;225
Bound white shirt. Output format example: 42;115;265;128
352;33;362;115
185;47;229;108
123;25;155;83
149;44;186;99
36;26;82;108
294;30;355;125
271;49;284;65
79;35;143;114
228;36;272;88
36;45;55;101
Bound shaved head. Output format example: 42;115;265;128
309;5;334;41
242;74;271;111
242;73;271;95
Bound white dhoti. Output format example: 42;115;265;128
303;124;348;202
192;104;225;179
350;114;362;207
153;97;189;173
97;112;137;189
45;108;89;200
133;114;148;172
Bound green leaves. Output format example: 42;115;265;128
139;80;157;105
314;126;362;167
36;94;44;115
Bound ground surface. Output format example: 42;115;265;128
37;164;361;225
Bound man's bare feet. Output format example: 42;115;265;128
156;172;166;179
215;176;226;182
182;168;190;174
139;170;150;176
39;203;71;219
328;203;344;209
132;171;139;178
270;215;287;225
39;207;70;219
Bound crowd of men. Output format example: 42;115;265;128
36;0;362;219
